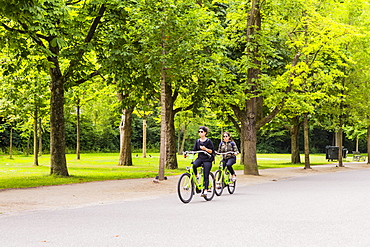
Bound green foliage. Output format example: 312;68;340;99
1;0;370;176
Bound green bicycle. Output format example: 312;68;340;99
214;151;237;196
177;151;216;203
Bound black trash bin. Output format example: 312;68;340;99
326;146;339;160
325;146;348;161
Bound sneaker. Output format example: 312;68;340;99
216;183;222;189
232;176;236;182
201;191;207;197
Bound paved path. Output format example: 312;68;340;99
1;167;370;246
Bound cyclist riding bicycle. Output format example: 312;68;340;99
191;126;215;197
217;131;239;182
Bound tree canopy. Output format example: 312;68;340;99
2;0;370;177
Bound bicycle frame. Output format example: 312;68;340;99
217;161;232;186
185;165;205;191
183;150;211;190
215;151;236;183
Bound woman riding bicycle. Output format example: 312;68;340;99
217;131;239;182
192;126;215;197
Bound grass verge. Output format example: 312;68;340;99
0;153;335;190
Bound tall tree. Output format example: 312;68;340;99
94;2;157;166
219;0;287;175
0;53;50;164
0;1;106;175
217;0;356;174
342;0;370;164
123;0;224;179
134;104;155;158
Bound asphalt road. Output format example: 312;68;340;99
1;168;370;247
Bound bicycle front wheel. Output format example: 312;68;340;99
227;177;236;194
204;172;215;201
214;170;224;196
177;173;194;203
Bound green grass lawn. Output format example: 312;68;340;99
0;152;337;190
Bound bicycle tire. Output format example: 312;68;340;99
227;178;236;194
204;172;216;201
214;170;224;196
177;173;194;203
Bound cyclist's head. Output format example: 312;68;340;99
198;126;209;136
223;132;234;141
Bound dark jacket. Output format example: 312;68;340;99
218;141;239;159
192;138;215;162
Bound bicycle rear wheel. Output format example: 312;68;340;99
214;170;224;196
204;172;215;201
177;173;194;203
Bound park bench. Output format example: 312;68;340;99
352;151;366;162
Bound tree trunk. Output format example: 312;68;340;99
335;131;339;147
158;72;178;172
338;116;344;167
159;62;169;180
303;113;311;169
290;117;301;164
76;101;81;160
227;0;262;175
179;125;186;155
9;126;13;159
234;102;259;176
33;106;39;166
158;25;179;178
118;107;134;166
49;60;68;176
177;126;181;154
38;118;43;156
367;126;370;165
142;118;147;158
244;99;259;175
241;122;259;175
166;110;178;169
26;132;31;156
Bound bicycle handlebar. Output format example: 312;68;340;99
184;150;212;158
215;151;238;155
